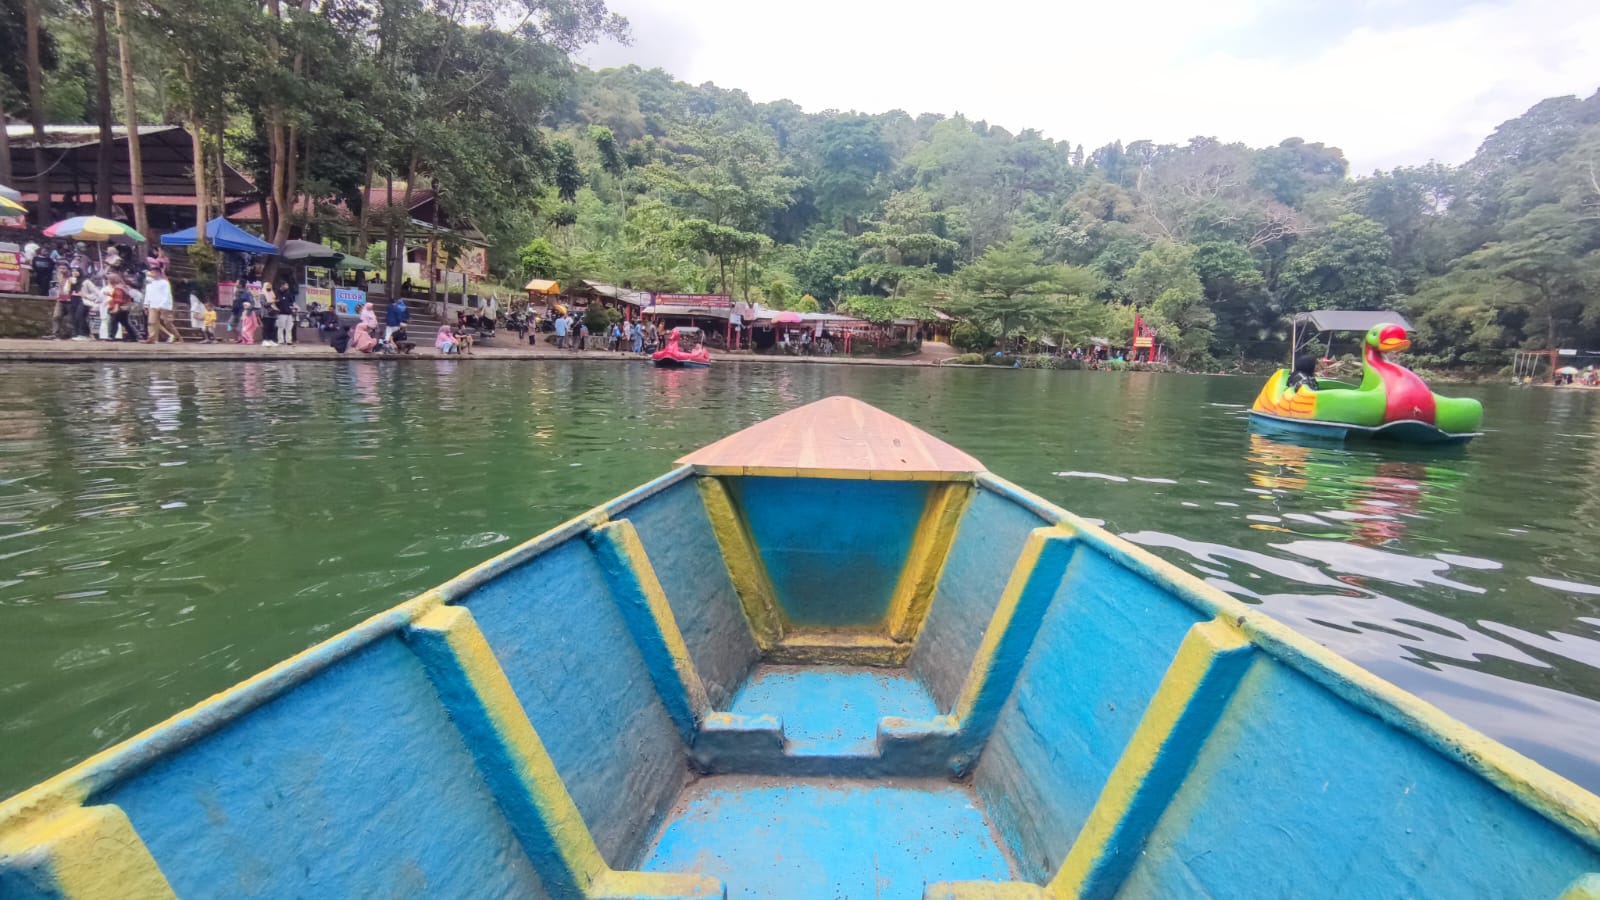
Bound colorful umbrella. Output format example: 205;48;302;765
43;216;144;242
0;195;24;215
774;310;804;324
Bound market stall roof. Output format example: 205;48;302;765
333;253;377;272
282;239;338;260
1292;310;1412;333
7;125;255;199
161;217;278;254
525;279;560;294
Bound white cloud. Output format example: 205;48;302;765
577;0;1600;173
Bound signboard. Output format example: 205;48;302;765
654;293;732;307
304;286;332;309
1559;349;1578;357
0;250;24;293
333;288;366;316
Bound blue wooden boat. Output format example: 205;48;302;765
2;396;1597;900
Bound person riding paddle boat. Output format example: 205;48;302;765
1249;310;1484;445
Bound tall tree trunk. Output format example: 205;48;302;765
0;93;13;187
384;171;401;295
180;62;207;230
112;0;148;243
354;154;374;253
91;0;114;217
23;0;52;220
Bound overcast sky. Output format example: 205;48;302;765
574;0;1600;174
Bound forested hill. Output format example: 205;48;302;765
529;66;1600;368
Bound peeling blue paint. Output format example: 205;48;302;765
912;489;1049;711
643;780;1014;899
1120;657;1600;898
622;478;759;709
102;637;550;898
973;546;1206;883
732;477;926;627
458;537;685;868
729;667;938;757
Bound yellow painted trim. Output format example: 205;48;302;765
412;604;610;892
767;631;912;666
948;527;1059;723
690;464;977;482
1049;618;1251;896
588;868;725;898
1558;874;1600;899
696;476;785;650
595;519;711;719
887;482;975;642
0;805;176;899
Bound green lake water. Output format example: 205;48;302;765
2;360;1599;798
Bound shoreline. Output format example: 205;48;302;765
0;337;949;367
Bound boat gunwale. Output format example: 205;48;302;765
0;466;695;825
976;472;1600;850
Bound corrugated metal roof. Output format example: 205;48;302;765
1292;310;1413;332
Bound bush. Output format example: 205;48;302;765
951;353;986;365
584;305;620;333
950;321;994;353
1015;354;1089;370
1105;359;1129;371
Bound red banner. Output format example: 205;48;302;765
0;251;25;293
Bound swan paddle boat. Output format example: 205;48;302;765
652;326;712;368
1250;310;1484;445
3;398;1593;900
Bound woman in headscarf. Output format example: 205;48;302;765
350;303;379;353
435;323;460;355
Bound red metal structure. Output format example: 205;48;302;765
1131;310;1159;362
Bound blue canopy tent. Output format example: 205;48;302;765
160;217;279;254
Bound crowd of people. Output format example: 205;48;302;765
21;238;312;347
521;308;662;354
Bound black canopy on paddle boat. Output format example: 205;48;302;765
1289;309;1414;364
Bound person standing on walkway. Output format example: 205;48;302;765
629;320;643;354
275;284;296;345
143;269;182;343
50;268;74;339
553;312;569;349
384;297;408;343
104;273;138;342
229;286;246;341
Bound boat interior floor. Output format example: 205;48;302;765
643;775;1017;900
727;665;939;757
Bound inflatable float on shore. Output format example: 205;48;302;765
1249;311;1484;445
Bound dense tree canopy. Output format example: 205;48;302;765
10;12;1600;368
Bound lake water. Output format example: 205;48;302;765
2;360;1598;798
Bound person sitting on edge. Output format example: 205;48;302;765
436;323;461;355
1286;353;1321;392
